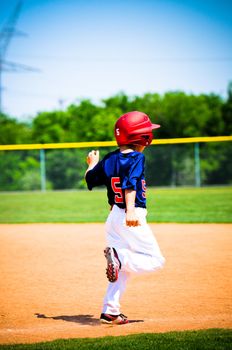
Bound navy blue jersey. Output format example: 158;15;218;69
85;149;147;209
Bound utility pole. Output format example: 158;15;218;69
0;57;2;113
0;1;40;114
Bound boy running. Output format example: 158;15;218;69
85;111;165;324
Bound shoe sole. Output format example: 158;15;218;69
100;318;112;324
104;248;119;282
100;317;129;325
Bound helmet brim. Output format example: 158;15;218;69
151;123;161;129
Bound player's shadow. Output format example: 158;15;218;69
34;313;99;326
34;313;143;325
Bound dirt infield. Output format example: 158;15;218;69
0;223;231;344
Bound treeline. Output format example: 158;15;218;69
0;85;232;190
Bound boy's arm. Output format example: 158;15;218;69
125;189;140;227
85;150;100;177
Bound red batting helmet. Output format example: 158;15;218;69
114;111;160;146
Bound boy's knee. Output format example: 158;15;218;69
152;256;165;271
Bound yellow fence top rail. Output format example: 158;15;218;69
0;136;231;151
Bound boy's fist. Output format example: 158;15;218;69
86;150;99;166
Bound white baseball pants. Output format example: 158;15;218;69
102;205;165;315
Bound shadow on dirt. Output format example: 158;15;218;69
34;313;144;325
35;313;99;325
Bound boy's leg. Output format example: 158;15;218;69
107;206;165;274
118;246;165;274
101;206;165;321
102;270;129;315
118;223;165;273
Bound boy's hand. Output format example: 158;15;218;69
125;189;140;227
86;150;99;167
126;209;140;227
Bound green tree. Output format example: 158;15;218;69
0;88;231;190
159;92;218;138
32;110;68;143
102;92;130;112
66;100;101;141
0;113;31;144
46;149;86;189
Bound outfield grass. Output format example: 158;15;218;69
0;187;231;223
0;329;231;350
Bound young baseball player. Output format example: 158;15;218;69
85;111;165;325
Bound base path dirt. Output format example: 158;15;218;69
0;223;231;344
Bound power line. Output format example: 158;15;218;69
1;60;41;72
6;53;232;63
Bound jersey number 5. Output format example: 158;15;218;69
111;177;124;203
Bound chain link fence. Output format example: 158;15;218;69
0;139;231;191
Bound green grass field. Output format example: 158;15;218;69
0;187;231;223
0;329;231;350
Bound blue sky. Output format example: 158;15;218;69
0;0;232;119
